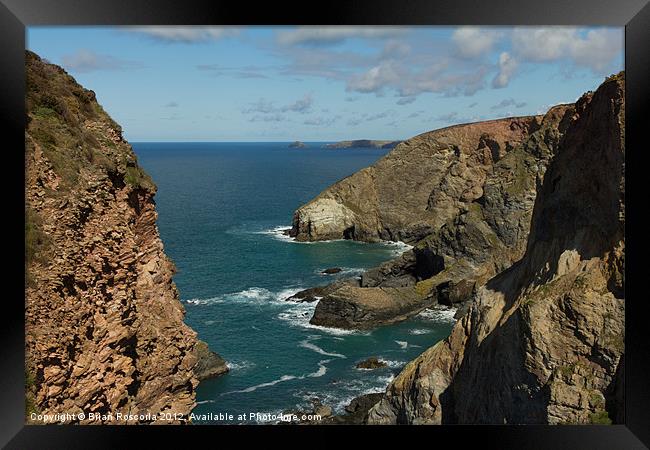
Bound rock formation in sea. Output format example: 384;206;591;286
289;141;308;148
292;96;576;329
24;51;227;424
366;73;625;424
324;139;401;149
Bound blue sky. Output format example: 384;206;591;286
27;26;624;142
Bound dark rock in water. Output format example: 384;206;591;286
289;141;307;148
345;393;385;415
194;340;229;381
281;228;292;236
322;267;342;274
286;286;328;303
283;392;384;425
310;284;435;329
287;278;359;303
356;357;387;369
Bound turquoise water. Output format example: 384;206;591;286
133;142;455;424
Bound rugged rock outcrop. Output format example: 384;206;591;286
292;100;575;328
24;51;226;424
194;341;229;380
367;73;625;424
356;357;388;369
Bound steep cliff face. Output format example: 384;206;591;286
296;102;576;329
24;51;226;423
367;73;625;424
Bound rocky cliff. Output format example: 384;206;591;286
367;73;625;424
24;51;226;424
294;100;576;329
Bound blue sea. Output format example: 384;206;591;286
133;142;455;424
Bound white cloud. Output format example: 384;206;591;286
346;61;402;94
492;52;518;88
126;26;240;43
281;94;313;113
61;49;141;73
452;27;503;58
511;27;622;72
277;26;407;46
243;94;314;115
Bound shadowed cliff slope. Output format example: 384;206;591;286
367;73;625;425
24;51;227;424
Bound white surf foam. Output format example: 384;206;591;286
395;340;409;350
299;340;346;359
185;297;224;306
277;303;366;336
222;374;299;395
408;328;433;335
226;360;256;372
380;240;414;256
307;359;332;378
256;225;295;243
416;306;457;323
184;286;304;307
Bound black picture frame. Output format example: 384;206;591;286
3;0;649;447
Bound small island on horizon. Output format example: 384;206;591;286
324;139;402;149
288;141;308;148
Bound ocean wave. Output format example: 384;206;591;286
408;328;433;335
307;359;332;378
256;225;295;243
226;360;256;372
382;240;414;256
298;371;396;414
395;340;409;350
221;374;299;395
415;306;457;323
316;267;366;277
183;286;304;307
185;297;224;306
299;340;346;359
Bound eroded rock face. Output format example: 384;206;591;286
24;51;225;424
367;73;625;425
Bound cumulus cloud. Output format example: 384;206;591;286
452;27;504;58
61;49;142;73
346;58;488;98
281;94;314;113
492;52;518;88
277;26;407;46
125;26;240;43
346;61;402;95
511;27;622;72
490;98;527;110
